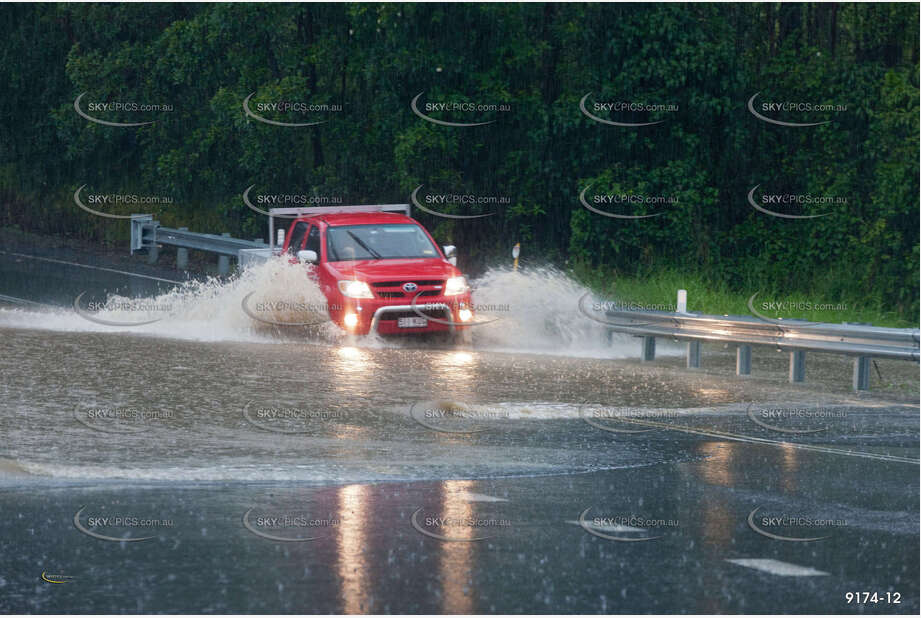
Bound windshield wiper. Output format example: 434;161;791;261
346;231;382;259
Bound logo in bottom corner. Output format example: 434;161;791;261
41;571;76;584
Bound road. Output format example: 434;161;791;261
0;250;917;613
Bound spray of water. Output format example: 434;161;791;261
0;259;677;357
468;265;645;358
0;258;337;343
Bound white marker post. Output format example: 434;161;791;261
678;289;700;369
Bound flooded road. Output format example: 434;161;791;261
0;252;918;612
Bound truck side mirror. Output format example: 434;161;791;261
297;250;318;264
276;229;285;247
443;245;457;265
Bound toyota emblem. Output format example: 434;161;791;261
402;282;418;293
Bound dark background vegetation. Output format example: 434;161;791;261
0;3;918;319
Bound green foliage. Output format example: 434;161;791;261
0;3;917;320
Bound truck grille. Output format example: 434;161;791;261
371;280;443;288
371;280;445;299
376;290;442;299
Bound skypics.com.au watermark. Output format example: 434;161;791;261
242;401;348;434
73;405;174;434
251;102;341;114
589;300;676;312
74;92;172;127
74;185;172;219
580;93;678;127
73;292;173;327
411;92;510;127
243;93;341;127
579;184;679;219
411;507;512;542
748;92;847;127
747;186;845;219
577;507;678;541
248;190;343;206
242;185;343;218
240;293;337;327
407;294;507;328
576;292;673;328
747;292;848;324
410;185;507;219
579;404;679;434
408;401;511;434
747;404;845;434
593;101;678;113
83;299;172;313
592;194;679;205
747;506;847;542
73;505;174;542
242;507;340;541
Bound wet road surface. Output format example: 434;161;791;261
0;251;917;613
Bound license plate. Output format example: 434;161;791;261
397;316;428;328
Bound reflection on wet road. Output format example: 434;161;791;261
1;445;916;613
0;252;917;613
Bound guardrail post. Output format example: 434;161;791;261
853;356;871;391
601;310;917;371
676;289;687;314
736;344;752;376
217;233;231;275
641;336;656;362
686;341;700;368
789;350;806;383
176;227;189;270
147;244;159;265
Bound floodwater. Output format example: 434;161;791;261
0;252;918;613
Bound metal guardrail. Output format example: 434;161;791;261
238;248;278;268
130;204;412;272
130;215;268;274
151;227;266;257
600;306;919;391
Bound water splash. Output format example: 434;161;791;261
0;258;335;343
0;259;678;357
468;265;669;358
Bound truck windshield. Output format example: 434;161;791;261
326;224;440;261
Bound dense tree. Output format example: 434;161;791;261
1;3;917;316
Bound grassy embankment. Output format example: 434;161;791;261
574;265;917;329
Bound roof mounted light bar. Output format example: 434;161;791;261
267;204;411;249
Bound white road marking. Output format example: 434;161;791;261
618;417;919;464
727;558;829;577
455;492;508;502
0;250;184;284
0;293;48;306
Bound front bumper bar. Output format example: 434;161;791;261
369;303;456;334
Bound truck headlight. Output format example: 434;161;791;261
338;280;374;299
343;312;359;329
444;276;469;296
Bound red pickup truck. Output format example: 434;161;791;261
276;205;474;340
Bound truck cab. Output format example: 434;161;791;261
276;205;474;337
